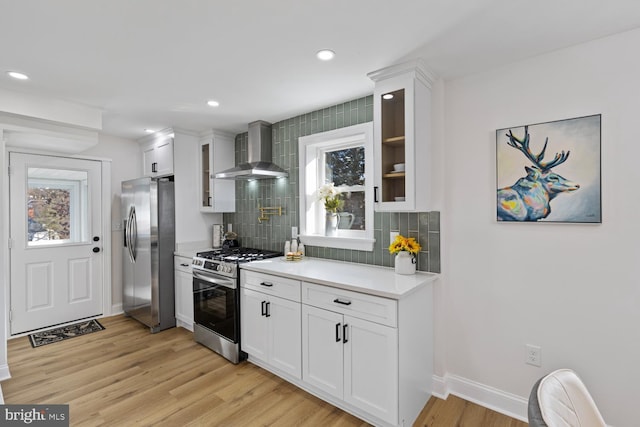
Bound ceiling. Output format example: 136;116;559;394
2;0;640;140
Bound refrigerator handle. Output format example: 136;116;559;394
125;206;136;263
123;218;128;248
130;206;137;262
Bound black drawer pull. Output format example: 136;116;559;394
335;323;341;342
180;263;189;267
333;298;352;306
260;282;274;287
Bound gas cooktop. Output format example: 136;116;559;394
195;247;282;264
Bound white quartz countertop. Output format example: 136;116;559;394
241;257;438;299
174;240;211;258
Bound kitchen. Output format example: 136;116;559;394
2;1;640;426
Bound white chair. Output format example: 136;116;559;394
528;369;606;427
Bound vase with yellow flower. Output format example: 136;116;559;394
388;235;421;275
318;183;344;236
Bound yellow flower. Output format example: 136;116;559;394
388;235;421;255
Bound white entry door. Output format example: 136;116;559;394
9;152;104;334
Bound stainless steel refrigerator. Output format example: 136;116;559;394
122;177;176;333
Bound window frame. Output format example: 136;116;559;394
299;122;375;251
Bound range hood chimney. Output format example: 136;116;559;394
215;120;288;180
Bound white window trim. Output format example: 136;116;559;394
299;122;375;251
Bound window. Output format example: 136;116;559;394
27;168;88;246
299;122;375;251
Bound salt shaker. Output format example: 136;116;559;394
284;240;291;254
291;239;298;253
298;242;305;256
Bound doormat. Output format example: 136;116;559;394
28;319;105;348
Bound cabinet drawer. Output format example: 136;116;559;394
241;270;301;302
301;282;397;327
174;256;193;274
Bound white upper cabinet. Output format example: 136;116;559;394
140;129;174;177
199;131;235;212
368;60;435;212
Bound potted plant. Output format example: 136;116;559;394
388;235;421;274
318;183;344;236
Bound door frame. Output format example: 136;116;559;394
1;145;112;338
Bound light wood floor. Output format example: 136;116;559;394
3;315;527;426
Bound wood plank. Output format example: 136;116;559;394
3;315;527;426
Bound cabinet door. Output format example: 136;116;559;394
174;269;194;330
153;138;174;176
241;288;269;362
343;316;398;424
268;296;302;379
142;144;156;177
302;305;344;399
373;74;413;211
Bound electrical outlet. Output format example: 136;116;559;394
526;344;542;367
390;231;399;242
292;226;298;238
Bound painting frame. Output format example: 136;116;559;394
496;114;601;224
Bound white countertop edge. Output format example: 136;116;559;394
241;257;439;299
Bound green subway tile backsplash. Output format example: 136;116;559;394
223;95;441;273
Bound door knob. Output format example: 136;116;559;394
93;236;100;242
92;247;100;253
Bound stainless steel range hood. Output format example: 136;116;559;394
215;120;288;180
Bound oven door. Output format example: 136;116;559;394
193;269;238;343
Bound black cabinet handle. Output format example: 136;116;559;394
180;263;189;267
152;162;158;173
335;323;341;342
333;298;352;306
374;186;379;203
265;301;271;318
208;197;212;207
260;282;274;287
261;301;266;316
92;247;100;253
343;324;349;344
93;236;100;242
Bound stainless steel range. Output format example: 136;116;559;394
192;247;281;363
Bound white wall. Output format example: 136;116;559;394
442;27;640;425
82;133;141;309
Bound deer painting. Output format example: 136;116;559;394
497;126;580;221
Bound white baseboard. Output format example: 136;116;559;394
0;383;4;404
110;303;123;315
0;363;10;382
433;373;528;422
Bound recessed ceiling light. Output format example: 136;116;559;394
207;100;220;107
382;93;394;100
316;49;335;61
7;71;29;80
144;129;156;133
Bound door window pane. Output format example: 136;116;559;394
27;168;89;246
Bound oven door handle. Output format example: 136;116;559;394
193;270;237;289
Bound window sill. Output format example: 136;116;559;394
299;234;375;251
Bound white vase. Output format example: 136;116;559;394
395;251;416;275
325;213;338;236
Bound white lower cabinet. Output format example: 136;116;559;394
241;284;301;379
240;268;432;427
174;256;194;331
302;299;398;425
